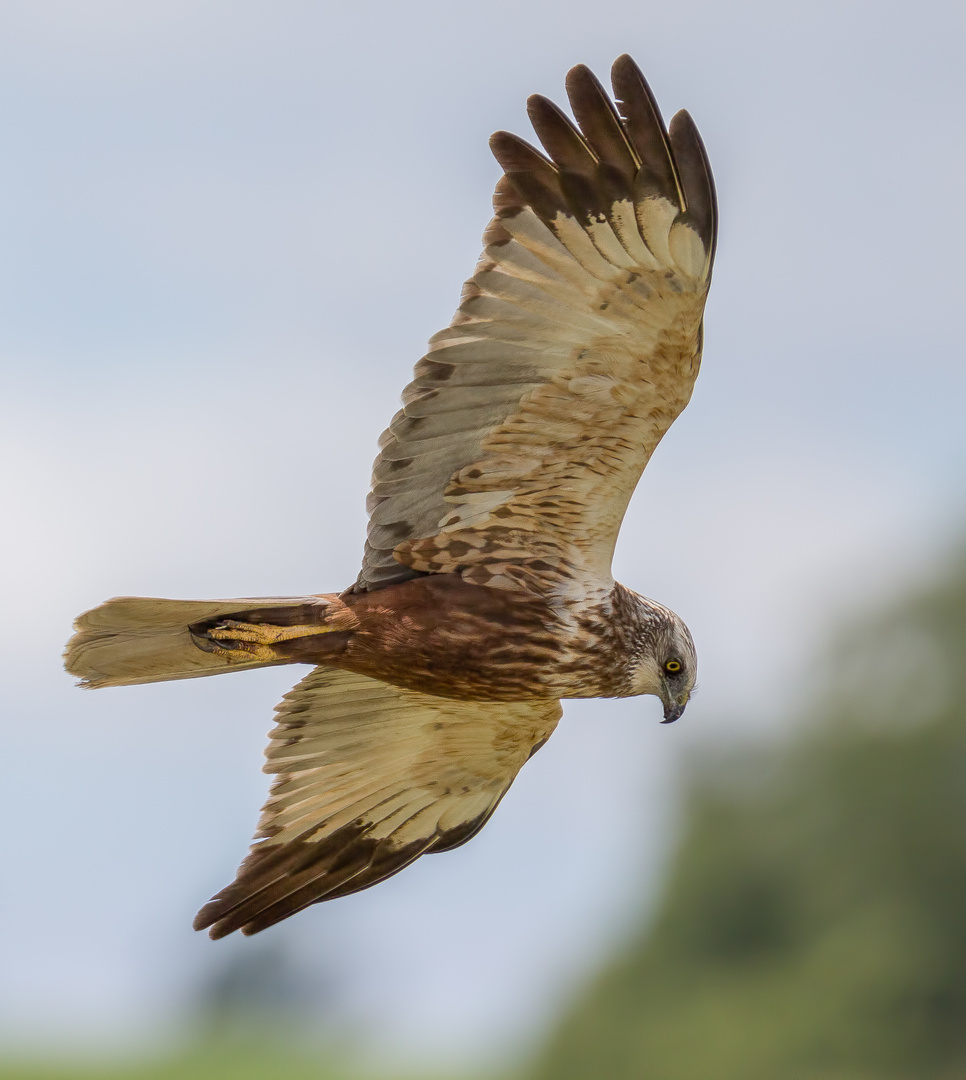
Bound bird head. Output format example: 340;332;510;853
626;596;697;723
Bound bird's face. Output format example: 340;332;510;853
627;601;697;722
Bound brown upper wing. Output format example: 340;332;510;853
194;667;560;937
356;56;716;598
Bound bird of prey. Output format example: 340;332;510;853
65;55;716;938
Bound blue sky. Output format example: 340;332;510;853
1;0;964;1070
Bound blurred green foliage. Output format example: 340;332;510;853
0;1045;467;1080
529;551;966;1080
0;1046;348;1080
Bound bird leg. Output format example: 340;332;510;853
202;621;337;663
207;620;334;646
192;596;361;665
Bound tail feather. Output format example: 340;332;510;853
65;595;319;689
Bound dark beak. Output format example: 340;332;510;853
661;701;686;724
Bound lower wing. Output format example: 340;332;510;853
195;667;561;937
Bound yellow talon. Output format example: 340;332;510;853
206;639;281;664
206;620;333;646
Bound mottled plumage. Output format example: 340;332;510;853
195;669;561;938
65;56;716;936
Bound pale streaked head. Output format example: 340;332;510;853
626;595;697;722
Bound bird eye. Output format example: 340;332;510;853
664;660;682;674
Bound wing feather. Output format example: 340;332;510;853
668;109;718;261
610;54;682;204
194;668;560;937
565;65;639;182
355;56;716;595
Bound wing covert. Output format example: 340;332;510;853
356;55;716;597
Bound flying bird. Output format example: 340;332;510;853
65;55;716;938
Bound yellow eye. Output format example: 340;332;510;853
665;660;682;674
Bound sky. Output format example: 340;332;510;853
1;0;965;1071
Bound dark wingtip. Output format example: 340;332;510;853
525;92;554;125
564;61;597;95
489;129;552;170
668;108;718;260
192;904;219;935
611;53;643;84
609;53;682;208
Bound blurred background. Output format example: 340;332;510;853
1;1;964;1077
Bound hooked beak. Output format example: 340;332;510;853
661;701;686;724
660;688;690;724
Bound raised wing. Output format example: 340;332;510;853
356;55;716;597
195;667;560;937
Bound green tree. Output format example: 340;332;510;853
529;552;966;1080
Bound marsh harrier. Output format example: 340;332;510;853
66;55;716;937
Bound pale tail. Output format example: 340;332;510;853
64;595;320;689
